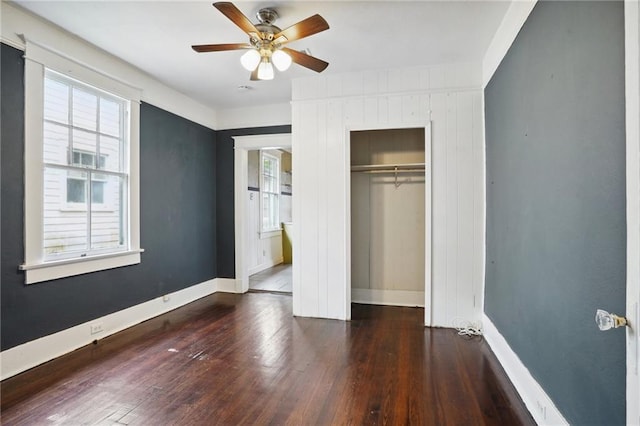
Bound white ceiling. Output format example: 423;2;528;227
14;1;510;111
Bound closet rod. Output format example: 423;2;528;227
352;169;424;174
350;163;425;173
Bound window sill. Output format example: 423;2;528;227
20;249;144;284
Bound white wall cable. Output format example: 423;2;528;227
452;318;484;337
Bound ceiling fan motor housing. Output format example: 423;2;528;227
256;8;278;25
253;8;281;45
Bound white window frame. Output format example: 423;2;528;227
20;39;142;284
259;150;281;235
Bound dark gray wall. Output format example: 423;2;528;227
215;125;291;278
1;44;217;350
484;2;626;424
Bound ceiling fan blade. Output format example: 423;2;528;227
274;14;329;44
250;68;259;81
214;2;260;37
192;43;251;53
282;47;329;73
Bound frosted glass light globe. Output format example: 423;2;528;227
240;49;261;71
257;60;274;80
272;50;292;71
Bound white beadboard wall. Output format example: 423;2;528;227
291;63;485;327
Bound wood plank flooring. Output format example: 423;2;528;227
249;264;292;293
1;292;534;425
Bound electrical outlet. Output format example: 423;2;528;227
90;323;104;335
536;401;547;420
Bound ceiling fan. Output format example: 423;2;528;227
192;2;330;81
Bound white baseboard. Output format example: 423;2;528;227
351;288;424;307
248;257;284;276
483;313;568;425
215;278;241;293
0;277;229;380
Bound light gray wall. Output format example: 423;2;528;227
484;1;626;425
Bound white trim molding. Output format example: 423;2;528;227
0;278;238;380
216;278;241;293
483;314;568;425
343;122;433;325
482;0;538;88
233;134;292;294
625;1;640;424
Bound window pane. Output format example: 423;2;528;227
100;97;121;137
44;76;68;124
44;167;88;256
268;176;277;193
72;87;97;131
260;154;280;231
91;175;126;250
67;178;86;203
43;122;69;165
100;135;122;172
262;193;270;230
72;129;97;163
91;180;104;204
269;194;278;228
261;193;279;230
81;152;94;167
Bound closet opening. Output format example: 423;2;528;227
349;127;431;325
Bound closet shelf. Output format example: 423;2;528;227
350;163;425;173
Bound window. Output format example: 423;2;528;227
22;39;142;284
260;151;280;232
42;70;127;257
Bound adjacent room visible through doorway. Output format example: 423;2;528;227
249;263;292;293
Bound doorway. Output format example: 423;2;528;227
350;128;426;307
246;147;292;293
233;134;292;294
346;123;432;325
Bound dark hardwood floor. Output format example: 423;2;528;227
1;292;534;425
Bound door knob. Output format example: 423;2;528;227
595;309;628;331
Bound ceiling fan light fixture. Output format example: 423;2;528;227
192;3;330;80
240;49;261;71
257;58;274;80
272;49;292;71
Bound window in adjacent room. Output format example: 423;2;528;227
260;151;280;232
22;40;142;284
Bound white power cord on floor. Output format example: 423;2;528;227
452;318;483;337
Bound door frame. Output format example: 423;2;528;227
345;122;432;325
233;133;292;293
625;1;640;423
